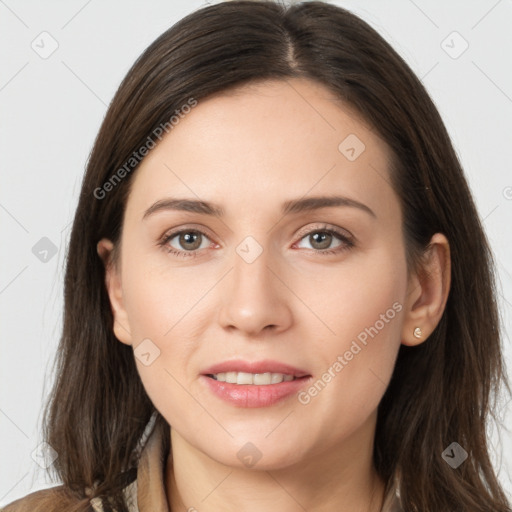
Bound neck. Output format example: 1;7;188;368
165;415;386;512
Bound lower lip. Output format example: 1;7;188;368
200;375;312;408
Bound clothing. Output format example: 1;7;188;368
91;421;404;512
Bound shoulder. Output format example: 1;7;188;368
0;485;80;512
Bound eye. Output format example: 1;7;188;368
294;225;354;255
159;228;213;258
158;224;354;258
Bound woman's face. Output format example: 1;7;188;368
101;78;415;470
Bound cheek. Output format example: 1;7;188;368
294;241;406;346
120;259;216;422
122;253;214;340
296;248;406;423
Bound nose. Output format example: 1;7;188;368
217;244;293;337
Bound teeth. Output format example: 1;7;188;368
212;372;295;385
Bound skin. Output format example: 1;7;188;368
98;78;450;512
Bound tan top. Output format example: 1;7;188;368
91;421;403;512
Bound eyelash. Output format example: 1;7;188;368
158;225;355;259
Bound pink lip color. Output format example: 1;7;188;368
201;359;310;378
200;375;312;408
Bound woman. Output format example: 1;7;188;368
2;1;510;511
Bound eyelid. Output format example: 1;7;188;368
158;222;355;258
294;223;354;242
160;222;353;246
159;224;218;244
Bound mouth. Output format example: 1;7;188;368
200;359;312;407
201;359;310;382
205;372;309;385
200;373;313;408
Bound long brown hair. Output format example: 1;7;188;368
4;1;510;511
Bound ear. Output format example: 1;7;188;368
401;233;451;346
97;238;133;346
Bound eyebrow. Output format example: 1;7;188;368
142;195;376;220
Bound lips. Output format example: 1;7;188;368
201;359;310;378
201;374;312;407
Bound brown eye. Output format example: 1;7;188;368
308;231;334;250
160;229;212;257
294;227;354;256
177;231;203;251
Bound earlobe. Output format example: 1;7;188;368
401;233;451;347
96;238;133;346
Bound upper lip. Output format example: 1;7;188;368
202;359;310;378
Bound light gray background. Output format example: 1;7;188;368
1;0;511;506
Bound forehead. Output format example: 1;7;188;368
126;78;396;219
